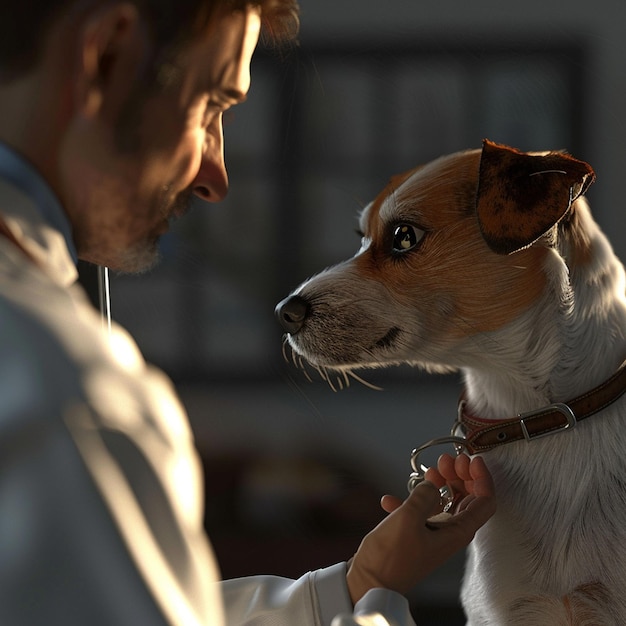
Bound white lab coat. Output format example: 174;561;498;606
0;170;416;625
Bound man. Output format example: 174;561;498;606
0;1;495;624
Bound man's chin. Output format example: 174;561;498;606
106;239;162;275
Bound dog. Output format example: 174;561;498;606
275;139;626;625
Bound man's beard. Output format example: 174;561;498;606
163;183;194;223
115;186;194;275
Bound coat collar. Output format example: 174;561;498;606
0;143;78;287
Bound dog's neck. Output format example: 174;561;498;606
462;198;626;421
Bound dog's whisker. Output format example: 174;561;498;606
281;338;320;385
291;348;300;369
326;375;337;392
281;339;384;392
342;370;351;389
528;169;567;177
346;369;384;391
315;365;326;381
316;366;335;391
297;356;315;382
318;366;338;392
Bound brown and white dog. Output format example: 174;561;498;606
275;140;626;624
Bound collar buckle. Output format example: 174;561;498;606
519;402;577;441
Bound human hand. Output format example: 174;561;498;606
346;454;495;605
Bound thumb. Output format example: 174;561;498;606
403;479;443;519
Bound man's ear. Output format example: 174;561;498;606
476;139;595;255
76;3;149;120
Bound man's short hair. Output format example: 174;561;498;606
0;0;299;81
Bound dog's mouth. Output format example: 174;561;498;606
287;324;404;372
373;326;402;351
282;322;416;391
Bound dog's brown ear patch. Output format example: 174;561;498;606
476;139;595;255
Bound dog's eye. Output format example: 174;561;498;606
392;224;424;253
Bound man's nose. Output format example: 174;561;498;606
193;154;228;203
193;121;229;203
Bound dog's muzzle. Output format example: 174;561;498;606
275;294;309;334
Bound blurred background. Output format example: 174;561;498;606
80;0;626;623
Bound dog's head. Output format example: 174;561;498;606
276;140;595;374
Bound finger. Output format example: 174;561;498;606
437;454;468;497
380;494;403;514
444;457;495;513
454;453;472;481
424;466;446;488
437;461;496;527
468;456;495;498
437;453;458;481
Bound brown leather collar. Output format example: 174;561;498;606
458;359;626;453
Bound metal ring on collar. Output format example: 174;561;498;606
407;435;471;493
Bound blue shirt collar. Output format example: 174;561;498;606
0;142;78;265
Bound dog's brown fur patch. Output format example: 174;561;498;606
476;140;595;255
360;150;550;337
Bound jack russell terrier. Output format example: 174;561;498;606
275;140;626;624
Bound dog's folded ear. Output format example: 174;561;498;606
476;139;596;255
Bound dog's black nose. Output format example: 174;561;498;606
275;294;309;334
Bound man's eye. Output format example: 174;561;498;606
392;224;424;253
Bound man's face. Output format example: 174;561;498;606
61;8;261;272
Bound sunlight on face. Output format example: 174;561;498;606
66;8;262;273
